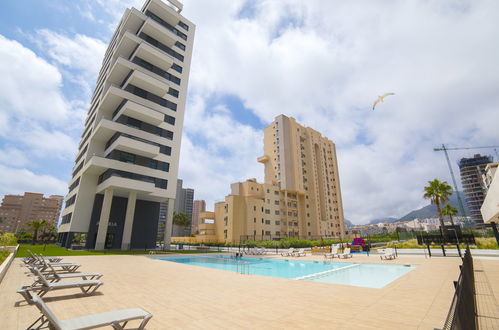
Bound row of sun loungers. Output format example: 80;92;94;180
324;247;353;259
281;248;307;257
17;250;152;329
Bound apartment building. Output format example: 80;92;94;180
158;179;194;237
57;0;195;250
481;163;499;224
459;154;493;224
0;193;63;233
191;200;206;234
198;114;345;243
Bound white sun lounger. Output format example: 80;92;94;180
281;248;295;256
324;246;339;259
339;248;353;259
27;294;152;330
380;248;397;260
17;268;103;304
292;249;306;257
27;265;103;285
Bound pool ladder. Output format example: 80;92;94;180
235;260;250;275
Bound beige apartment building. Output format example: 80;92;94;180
191;200;206;234
0;193;63;233
197;114;345;243
57;0;195;250
481;163;499;224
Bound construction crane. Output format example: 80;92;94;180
433;144;499;221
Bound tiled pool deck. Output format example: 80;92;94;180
1;253;497;329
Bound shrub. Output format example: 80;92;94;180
0;233;18;246
475;237;498;249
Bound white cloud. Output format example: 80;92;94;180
0;147;30;167
0;35;69;124
33;29;107;97
0;164;67;198
178;0;499;223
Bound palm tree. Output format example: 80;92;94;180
442;204;458;227
423;179;453;231
26;220;48;244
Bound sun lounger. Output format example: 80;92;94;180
281;248;295;256
292;249;306;257
27;294;152;330
380;248;397;260
17;267;103;304
28;255;81;273
324;246;339;259
23;250;63;265
339;248;352;259
27;265;103;285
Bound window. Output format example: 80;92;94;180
171;63;182;73
265;220;271;225
265;209;270;214
120;151;135;163
149;159;158;169
168;88;179;98
175;41;186;51
164;115;175;125
178;21;189;31
275;210;280;215
274;200;279;205
275;221;280;225
265;231;271;235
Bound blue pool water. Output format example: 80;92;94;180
154;255;416;288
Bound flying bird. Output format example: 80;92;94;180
372;93;395;110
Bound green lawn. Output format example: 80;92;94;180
0;250;9;265
15;244;217;258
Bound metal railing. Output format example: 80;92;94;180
442;248;477;330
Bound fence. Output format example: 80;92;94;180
442;248;477;330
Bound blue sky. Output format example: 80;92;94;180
1;0;498;223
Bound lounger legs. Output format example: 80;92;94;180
110;313;152;330
26;314;49;330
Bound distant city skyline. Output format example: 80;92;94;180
1;0;498;224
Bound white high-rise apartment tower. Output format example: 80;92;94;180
57;0;195;250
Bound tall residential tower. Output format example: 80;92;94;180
197;114;345;243
459;154;493;224
58;0;195;250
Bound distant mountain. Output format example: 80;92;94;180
398;191;469;221
368;217;398;225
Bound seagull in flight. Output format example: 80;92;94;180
372;93;395;110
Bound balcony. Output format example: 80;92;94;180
132;42;173;72
113;100;164;126
107;57;133;86
144;0;181;27
257;155;269;163
123;69;170;97
114;31;142;61
139;18;176;48
106;135;159;159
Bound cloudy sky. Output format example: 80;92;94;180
0;0;498;224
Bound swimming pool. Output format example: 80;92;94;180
154;255;416;288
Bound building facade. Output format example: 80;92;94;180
191;200;206;234
480;163;499;224
198;114;346;243
0;193;63;233
459;154;493;224
158;179;194;237
57;0;195;250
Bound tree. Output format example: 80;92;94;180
423;179;453;231
26;220;48;244
442;204;458;227
172;212;190;228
